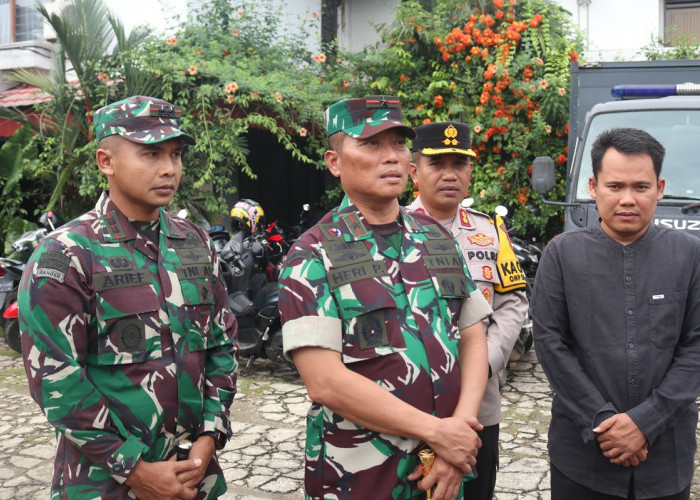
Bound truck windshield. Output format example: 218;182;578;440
573;110;700;201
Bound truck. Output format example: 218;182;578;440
532;60;700;235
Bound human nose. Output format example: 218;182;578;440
619;188;636;205
379;142;401;163
158;156;179;177
442;165;459;180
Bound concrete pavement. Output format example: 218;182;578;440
0;346;698;499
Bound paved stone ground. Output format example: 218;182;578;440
0;343;699;499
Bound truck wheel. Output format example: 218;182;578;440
4;319;21;353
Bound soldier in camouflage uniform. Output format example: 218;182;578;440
19;96;238;500
278;96;492;499
408;121;528;500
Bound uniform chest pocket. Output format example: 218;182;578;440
177;277;218;351
95;285;161;365
332;276;406;364
427;269;468;341
649;291;688;347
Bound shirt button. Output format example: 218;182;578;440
627;309;634;316
628;342;635;349
113;461;124;472
625;275;632;282
630;377;637;384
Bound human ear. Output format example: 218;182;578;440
588;176;597;199
96;148;114;177
325;149;341;178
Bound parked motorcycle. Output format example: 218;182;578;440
500;204;541;364
1;211;64;352
0;257;24;352
219;200;290;376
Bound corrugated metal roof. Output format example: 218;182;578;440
0;84;51;107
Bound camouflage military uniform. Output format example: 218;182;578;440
19;191;237;499
279;196;491;499
407;197;527;427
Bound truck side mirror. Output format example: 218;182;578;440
531;156;556;195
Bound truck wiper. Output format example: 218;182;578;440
663;194;700;201
660;195;700;214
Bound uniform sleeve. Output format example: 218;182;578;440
197;240;238;447
278;247;342;358
19;238;148;483
531;240;617;446
457;242;492;329
486;289;528;375
458;289;492;329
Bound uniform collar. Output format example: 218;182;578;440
95;190;186;243
334;195;430;242
408;195;472;232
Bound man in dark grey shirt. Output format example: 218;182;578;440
532;127;700;500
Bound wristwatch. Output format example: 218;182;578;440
199;430;228;450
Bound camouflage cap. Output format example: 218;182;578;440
94;95;196;145
412;121;476;157
325;95;415;139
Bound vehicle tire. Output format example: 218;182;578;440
523;329;534;352
4;318;21;353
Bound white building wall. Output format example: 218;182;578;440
556;0;663;61
278;0;322;52
338;0;399;52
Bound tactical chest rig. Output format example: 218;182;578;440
315;205;476;417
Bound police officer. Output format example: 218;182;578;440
19;96;238;500
408;121;528;500
279;96;492;499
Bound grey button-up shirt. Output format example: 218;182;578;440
531;222;700;499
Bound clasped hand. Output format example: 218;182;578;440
407;416;482;500
594;413;649;467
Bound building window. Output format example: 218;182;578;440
666;0;700;44
0;0;44;45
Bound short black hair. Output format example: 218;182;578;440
328;132;344;152
591;127;665;179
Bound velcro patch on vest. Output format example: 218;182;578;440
424;239;459;256
107;257;132;269
170;231;204;248
196;281;213;305
176;264;213;280
101;211;125;240
322;240;372;268
94;270;149;291
435;273;469;298
328;260;388;289
318;223;344;240
423;224;447;240
116;319;146;352
36;251;71;283
340;212;369;240
422;254;463;270
356;310;389;350
175;247;210;264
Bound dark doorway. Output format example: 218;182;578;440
232;128;328;230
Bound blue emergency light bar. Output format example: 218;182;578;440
612;83;700;98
